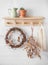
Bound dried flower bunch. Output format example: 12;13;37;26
25;36;41;58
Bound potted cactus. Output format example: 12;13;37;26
19;7;26;17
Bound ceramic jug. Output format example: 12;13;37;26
8;8;18;17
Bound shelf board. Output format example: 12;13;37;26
3;16;45;20
3;16;45;26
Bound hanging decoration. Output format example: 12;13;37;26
5;27;26;48
24;27;41;58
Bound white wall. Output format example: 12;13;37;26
0;0;48;50
0;0;48;17
0;0;48;65
0;0;48;48
0;0;48;47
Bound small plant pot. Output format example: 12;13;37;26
19;10;26;17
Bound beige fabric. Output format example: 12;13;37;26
32;25;46;50
38;25;46;50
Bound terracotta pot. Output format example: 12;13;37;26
19;10;26;17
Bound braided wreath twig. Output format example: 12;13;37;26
5;27;26;48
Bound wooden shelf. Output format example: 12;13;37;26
3;16;45;26
3;16;44;20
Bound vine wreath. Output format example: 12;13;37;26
5;27;26;48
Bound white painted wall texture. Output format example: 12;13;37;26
0;0;48;65
0;0;48;49
0;0;48;17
